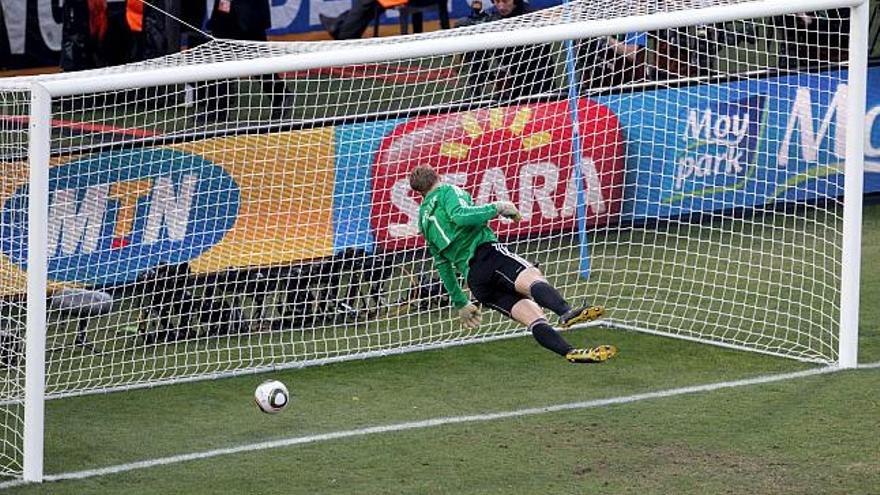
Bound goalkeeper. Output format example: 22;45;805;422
409;165;617;363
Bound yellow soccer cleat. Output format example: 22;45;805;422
559;305;605;329
565;345;618;364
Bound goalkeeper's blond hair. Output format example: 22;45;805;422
409;165;440;195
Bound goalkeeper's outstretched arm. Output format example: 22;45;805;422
443;186;521;225
443;187;498;226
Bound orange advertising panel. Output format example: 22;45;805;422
176;130;337;273
0;128;336;294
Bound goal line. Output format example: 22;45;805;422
1;361;875;491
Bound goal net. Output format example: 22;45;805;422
0;0;866;481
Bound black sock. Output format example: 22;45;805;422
528;319;573;356
529;281;571;317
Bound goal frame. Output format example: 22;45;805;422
17;0;868;483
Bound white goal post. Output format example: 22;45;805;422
0;0;868;483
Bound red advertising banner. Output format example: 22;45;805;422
370;99;626;251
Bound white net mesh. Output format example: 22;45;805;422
0;0;859;477
0;88;28;476
0;1;836;88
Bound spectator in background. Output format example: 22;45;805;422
200;0;290;122
319;0;384;40
458;0;555;101
654;23;756;79
655;25;720;78
99;0;133;66
775;10;849;69
579;32;652;91
456;0;490;26
59;0;108;112
126;0;146;60
127;0;179;62
181;0;209;48
81;0;172;67
208;0;271;42
60;0;108;71
124;0;182;110
603;32;648;65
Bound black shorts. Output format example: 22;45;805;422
467;242;533;317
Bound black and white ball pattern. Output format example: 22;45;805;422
254;379;290;414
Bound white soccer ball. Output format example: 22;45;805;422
254;379;290;414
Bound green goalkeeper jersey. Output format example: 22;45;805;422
418;184;499;309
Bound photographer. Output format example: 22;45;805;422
665;21;761;79
656;25;722;78
60;0;108;71
775;10;849;69
457;0;555;101
578;32;652;91
456;0;491;26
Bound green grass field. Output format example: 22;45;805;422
2;20;879;494
0;203;875;494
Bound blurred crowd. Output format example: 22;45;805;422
61;0;272;71
577;8;851;90
59;0;854;99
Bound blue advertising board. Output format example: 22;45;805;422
332;119;404;253
593;67;880;222
0;149;240;286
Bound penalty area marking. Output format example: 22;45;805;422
3;361;879;490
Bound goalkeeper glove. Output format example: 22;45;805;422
494;201;521;221
458;303;482;330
